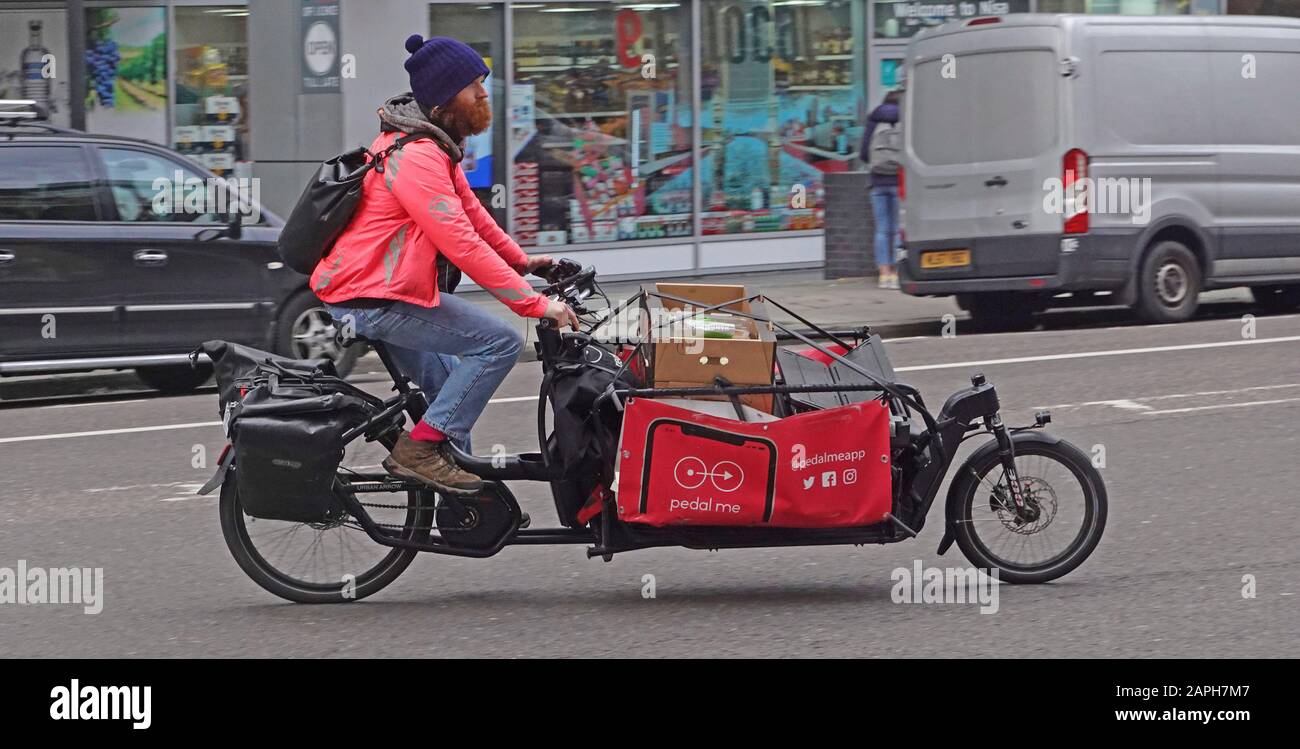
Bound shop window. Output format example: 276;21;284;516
85;6;170;145
512;2;694;246
173;6;250;178
0;9;72;127
698;0;862;235
428;3;508;226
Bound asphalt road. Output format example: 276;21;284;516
1;312;1297;657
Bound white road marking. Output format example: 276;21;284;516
1141;397;1300;416
0;421;221;444
487;395;541;404
86;481;203;494
1038;383;1300;410
40;399;148;410
1103;399;1154;412
894;334;1300;373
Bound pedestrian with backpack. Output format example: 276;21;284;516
860;90;903;289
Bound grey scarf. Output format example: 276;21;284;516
377;93;463;163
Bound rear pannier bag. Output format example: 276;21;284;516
231;391;371;523
615;398;893;528
194;340;382;523
193;339;337;421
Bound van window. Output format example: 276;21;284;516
1211;51;1300;146
1098;51;1216;146
0;146;98;222
912;49;1059;166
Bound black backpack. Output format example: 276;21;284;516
276;133;430;275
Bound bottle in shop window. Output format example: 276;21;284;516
21;20;52;112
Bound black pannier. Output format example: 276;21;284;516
545;336;642;527
232;387;373;523
194;340;384;523
193;339;338;421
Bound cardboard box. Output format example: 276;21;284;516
640;283;777;411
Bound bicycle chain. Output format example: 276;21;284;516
356;500;439;532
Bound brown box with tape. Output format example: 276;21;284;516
639;283;777;413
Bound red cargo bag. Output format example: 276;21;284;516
615;397;893;528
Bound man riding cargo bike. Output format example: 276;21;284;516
194;34;1108;604
310;35;577;497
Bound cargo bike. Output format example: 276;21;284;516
198;260;1107;603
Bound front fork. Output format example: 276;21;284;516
986;413;1028;512
935;375;1051;554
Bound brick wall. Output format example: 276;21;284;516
823;170;875;279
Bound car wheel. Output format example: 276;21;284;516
136;364;213;394
274;291;362;377
956;292;1038;331
1134;241;1201;323
1251;284;1300;314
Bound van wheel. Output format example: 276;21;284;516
1135;241;1200;323
135;364;213;394
1251;284;1300;314
957;293;1037;331
275;291;362;377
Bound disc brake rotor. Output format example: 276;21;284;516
990;476;1059;535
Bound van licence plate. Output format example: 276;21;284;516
920;250;971;269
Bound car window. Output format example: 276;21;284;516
0;145;98;221
97;147;226;224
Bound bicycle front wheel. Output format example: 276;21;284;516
951;437;1107;584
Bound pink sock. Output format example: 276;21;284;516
410;421;447;442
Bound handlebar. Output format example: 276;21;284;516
536;259;596;300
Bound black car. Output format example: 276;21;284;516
0;109;358;393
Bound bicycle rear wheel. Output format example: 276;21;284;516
219;469;435;603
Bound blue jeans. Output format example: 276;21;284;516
325;295;524;452
871;185;899;270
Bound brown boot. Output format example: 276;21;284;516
382;432;483;496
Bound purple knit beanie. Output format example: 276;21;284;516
403;34;490;112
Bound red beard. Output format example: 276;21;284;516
437;97;492;138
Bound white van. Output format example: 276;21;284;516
900;14;1300;326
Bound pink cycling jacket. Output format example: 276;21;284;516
310;131;548;318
